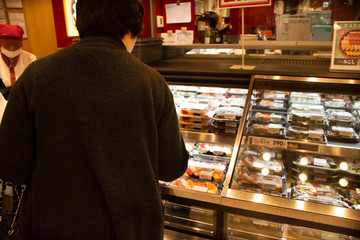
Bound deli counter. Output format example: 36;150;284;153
158;75;360;239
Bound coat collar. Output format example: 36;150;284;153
79;33;127;51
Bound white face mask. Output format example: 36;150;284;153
1;47;22;58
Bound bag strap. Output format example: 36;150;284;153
0;182;26;237
0;179;5;222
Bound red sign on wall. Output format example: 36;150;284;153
219;0;271;9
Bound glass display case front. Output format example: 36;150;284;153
160;85;248;195
227;213;357;240
226;75;360;211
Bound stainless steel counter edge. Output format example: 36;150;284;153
161;185;223;205
223;189;360;231
161;185;360;231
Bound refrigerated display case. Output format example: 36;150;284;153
225;75;360;208
161;85;248;195
160;75;360;239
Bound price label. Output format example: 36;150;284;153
225;121;238;127
314;158;327;167
250;136;288;149
224;114;236;119
193;186;209;192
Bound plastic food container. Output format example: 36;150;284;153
251;112;285;124
184;158;227;183
180;103;209;117
261;90;290;100
288;110;328;126
327;126;359;143
212;107;243;120
210;127;238;136
324;99;351;109
180;122;209;132
193;142;233;158
220;98;246;108
290;92;322;104
286;126;326;143
289;103;325;113
240;154;284;176
248;123;286;138
197;87;228;97
256;100;287;111
326;109;357;128
170;176;219;194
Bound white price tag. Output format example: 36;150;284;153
310;114;323;121
224;114;236;119
339;129;353;137
313;169;327;174
225;128;237;134
193;186;209;192
314;158;327;167
250;137;288;149
268;125;281;134
199;171;213;181
309;130;323;139
225;121;238;127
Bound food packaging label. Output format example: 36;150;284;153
193;186;209;192
314;175;327;182
339;129;354;137
313;168;327;174
268;124;281;134
310;114;324;121
225;128;237;134
225;121;238;127
224;114;236;119
252;220;269;227
200;170;214;180
316;195;335;202
334;112;353;120
262;183;277;191
314;158;327;167
309;130;323;139
270;114;282;122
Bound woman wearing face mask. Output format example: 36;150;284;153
0;24;36;100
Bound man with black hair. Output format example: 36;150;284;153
0;0;189;239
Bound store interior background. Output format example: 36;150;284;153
5;0;360;60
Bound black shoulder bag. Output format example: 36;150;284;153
0;180;26;240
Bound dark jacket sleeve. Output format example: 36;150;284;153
0;81;35;185
157;85;189;182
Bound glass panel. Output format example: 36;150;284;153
160;85;247;194
227;213;358;239
195;0;359;43
227;213;287;239
163;201;214;236
230;78;360;210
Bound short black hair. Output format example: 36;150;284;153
75;0;144;39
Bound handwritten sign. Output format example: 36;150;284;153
330;21;360;72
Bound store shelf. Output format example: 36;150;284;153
162;74;360;238
245;135;360;158
181;131;236;146
223;188;360;231
163;41;333;51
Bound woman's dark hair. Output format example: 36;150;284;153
75;0;144;39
